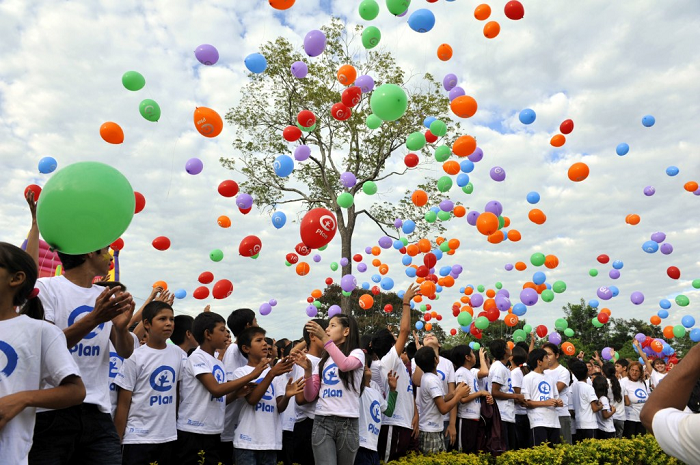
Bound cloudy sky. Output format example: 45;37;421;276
1;0;699;343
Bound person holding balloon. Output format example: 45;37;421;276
632;339;667;390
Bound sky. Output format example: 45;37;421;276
1;0;699;343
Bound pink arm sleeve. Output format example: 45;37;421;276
304;374;320;402
325;341;363;372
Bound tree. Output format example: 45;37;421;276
443;319;529;351
222;18;460;313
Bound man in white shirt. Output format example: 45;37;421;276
488;339;524;450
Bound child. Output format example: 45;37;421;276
633;339;667;389
510;346;531;449
569;360;602;441
602;363;625;438
113;301;182;465
543;342;573;444
521;348;563;446
355;355;398;465
592;375;616;439
488;339;524;450
0;242;86;464
298;314;365;465
414;346;469;454
176;312;269;465
622;361;649;437
171;315;197;360
232;327;299;465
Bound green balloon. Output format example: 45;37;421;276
400;237;408;246
434;294;440;301
386;0;410;15
495;282;502;289
419;304;427;312
359;0;380;20
692;279;700;289
122;71;145;91
589;268;598;277
429;120;447;137
674;325;686;338
297;121;317;133
592;317;603;328
513;329;527;343
541;289;554;302
366;114;382;129
362;181;378;195
497;216;505;230
472;342;480;350
139;99;161;122
552;280;567;293
439;240;450;251
457;311;472;327
318;244;328;251
475;316;490;330
313;300;322;309
477;285;485;292
362;26;381;49
462;183;474;194
434;145;451;162
210;249;224;262
369;84;408;121
330;262;339;271
554;318;568;331
285;261;292;267
523;324;532;334
342;290;351;296
36;162;134;254
337;192;354;208
614;351;619;361
530;253;545;267
437;211;451;222
251;253;259;259
425;211;437;223
564;328;575;337
437;176;453;192
406;132;426;151
676;295;690;307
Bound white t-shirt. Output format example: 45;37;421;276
412;355;455;422
652;408;700;465
455;367;481;420
232;365;285;450
114;344;182;444
571;380;598;430
650;370;666;389
623;379;649;422
608;378;626;421
370;362;385;395
221;343;249;441
108;334;140;417
315;349;364;418
295;353;321;422
545;364;571;417
379;347;414;428
418;372;445;433
37;276;113;413
0;315;80;465
522;371;560;429
474;367;489;393
177;348;227;434
489;360;515;423
359;386;387;452
177;345;189;363
280;367;299;432
596;396;615;433
511;367;527;416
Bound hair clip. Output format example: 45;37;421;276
28;288;40;299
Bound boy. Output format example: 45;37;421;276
113;301;182;465
570;360;602;441
176;312;268;465
543;342;573;444
488;339;524;450
171;314;198;360
357;356;398;465
232;327;299;465
522;348;563;446
414;347;469;455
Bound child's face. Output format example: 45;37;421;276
208;322;229;350
146;309;174;342
363;365;372;384
423;333;439;349
653;360;666;373
326;318;349;344
246;333;269;359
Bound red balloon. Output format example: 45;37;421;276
300;208;338;249
423;253;437;268
384;304;393;313
504;1;524;20
486;307;499;322
307;296;314;303
371;286;381;295
667;266;681;280
331;102;351;121
597;312;609;324
218;180;239;197
399;247;406;254
416;265;429;278
425;130;438;144
353;254;363;262
110;238;124;251
134;191;146;213
470;325;482;339
193;286;210;300
597;254;609;264
295;242;311;256
199;271;214;284
24;184;42;201
404;153;419;168
452;308;460;317
212;279;233;299
424;313;431;321
325;277;334;285
560;119;574;135
297;110;316;128
436;314;442;321
283;125;302;142
152;236;171;251
450;328;457;336
239;206;252;215
341;87;362;108
426;274;438;283
536;324;548;338
286;253;299;264
239;235;262;257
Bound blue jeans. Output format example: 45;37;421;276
234;448;277;465
312;415;359;465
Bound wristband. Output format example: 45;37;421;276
402;303;410;306
324;339;334;348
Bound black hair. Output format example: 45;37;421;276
94;281;127;291
489;339;508;361
0;242;44;320
171;315;194;345
615;358;629;368
414;346;438;373
238;327;267;359
370;328;395;359
450;344;473;370
192;311;225;344
226;308;256;337
303;318;328;347
56;251;88;271
542;342;560;357
512;346;530;375
570;359;588;381
440;347;453;363
515;341;530;353
405;341;417;360
527;348;547;370
276;339;292;358
142;301;173;330
361;333;374;355
365;352;373;369
592;375;610;401
602;363;622;403
318;315;362;394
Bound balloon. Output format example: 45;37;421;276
362;26;381;49
303;30;326;57
452;135;477;157
560;119;574;134
616;143;629;156
437;43;453;61
643;186;655;196
630;291;645;305
691;329;700;343
152;236;170;251
218;180;239;198
139;99;161;122
173;289;186;299
193;286;210;300
300;208;337;249
273;155;294;177
518;109;536;125
530;253;545;267
100;122;124;144
194;44;219;65
239;235;262;257
185;158;203;175
236;193;254;209
666;166;679;176
359;294;374;310
386;0;410;15
337;65;357;86
693;279;700;289
526;191;540;204
476;212;499;236
336;192;354;209
450;96;478;118
212;279;233;299
342;87;362;108
548;332;562;345
660;243;674;255
504;1;524;20
38;157;58;174
676;295;690;307
406;132;426;151
408;9;435;32
568;162;590;182
673;325;686;338
341;274;357;292
269;0;295;9
483;21;500;38
359;0;380;19
474;4;491;20
642;115;655;127
291;61;308;78
443;73;458;91
489;166;506;182
536;325;548;338
468;147;484;163
667;266;681;280
193;107;223;138
210;249;224;262
533;271;546;285
122;71;146;91
370;84;408;121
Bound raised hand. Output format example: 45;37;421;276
304;320;328;344
252;357;271;378
25;190;37;224
271;357;294;376
387;370;398;391
286;377;306;398
92;287;133;325
292;351;311;371
403;282;421;304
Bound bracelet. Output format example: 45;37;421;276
402;303;410;306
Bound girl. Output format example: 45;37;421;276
602;363;625;438
0;242;86;464
623;361;649;437
633;339;667;389
510;346;531;449
592;375;616;439
299;315;364;465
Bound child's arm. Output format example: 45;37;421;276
435;382;470;415
292;353;315;404
197;358;270;398
323;341;362;372
25;190;40;270
491;381;524;402
246;358;293;406
394;284;420;356
383;370;399;417
476;348;489;379
591;400;603;412
602;405;615;419
114;388;132;441
277;377;305;413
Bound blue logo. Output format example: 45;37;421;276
254;377;276;401
68;306;104;340
0;341;18;378
370;400;381;423
538;381;551;396
437;369;446;381
109;352;123;379
149;366;176;392
323;363;340;386
635;388;648;400
212;365;225;384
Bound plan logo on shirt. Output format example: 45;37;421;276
254;377;276;401
0;340;18;378
473;379;481;403
149;365;176;406
212;365;226;383
68;306;104;357
323;363;340;386
437;369;446;381
109;352;123;379
537;381;551;400
68;306;105;340
634;388;648;402
370;400;382;423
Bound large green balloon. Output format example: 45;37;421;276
362;181;377;195
523;324;532;333
673;325;686;338
475;316;490;330
362;26;381;49
210;249;224;262
462;183;474;194
429;120;447;137
541;289;554;302
37;162;134;254
386;0;410;15
122;71;145;91
406;132;426;151
359;0;380;20
457;311;472;327
592;317;603;328
437;211;451;221
434;145;451;162
564;328;575;337
554;318;568;331
139;99;161;122
366;114;382;129
552;280;567;293
337;192;354;208
370;84;408;121
513;329;527;342
425;211;437;223
676;295;690;307
530;253;545;267
437;176;453;192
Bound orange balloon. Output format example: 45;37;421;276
437;278;445;287
650;315;661;326
507;229;521;241
100;122;124;144
506;341;515;350
414;295;423;303
550;134;566;147
505;314;519;327
420;281;436;297
436;237;446;245
194;107;223;138
451;96;478;119
487;231;504;244
295;262;310;276
442;276;455;287
217;215;231;228
561;342;576;356
425;323;433;331
502;216;511;227
443;160;461;175
663;325;675;339
371;246;381;256
379;264;389;275
599;308;611;316
485;289;496;298
568;162;590;182
474;3;491;20
359;294;374;309
625;214;640;225
337;64;357;86
535;283;547;294
464;287;473;295
437;43;453;61
406;245;419;256
483;299;496;312
476;212;499;236
460;296;470;304
523;282;536;290
153;280;168;290
528;208;547;225
453;205;466;217
269;0;295;9
684;181;699;192
544;254;559;269
452;135;477;157
448;239;460;249
483;21;500;39
515;261;527;271
412;190;428;207
416;276;425;284
311;289;322;299
461;306;474;316
371;258;381;267
417;239;431;253
651;340;664;353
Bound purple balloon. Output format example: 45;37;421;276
443;73;458;91
451;264;463;275
643;186;655;196
470;293;484;308
495;296;511;311
635;333;646;343
466;210;480;226
357;263;367;272
548;332;562;346
306;305;318;318
449;272;459;279
339;257;349;267
449;86;465;102
497;289;510;298
294;145;311;161
520;288;539;306
340;274;357;292
439;199;454;212
484;201;503;217
660;243;673;255
489;166;506;182
630;291;645;305
601;347;612;360
597;286;613;300
364;247;373;254
378;236;393;249
468;147;484;163
651;232;666;243
185;157;203;175
505;263;514;271
259;303;272;316
328;304;342;318
694;188;700;196
313;254;322;263
393;218;403;228
609;269;621;280
355;75;375;93
303;30;326;57
291;61;308;78
194;44;219;65
340;171;357;187
236;193;253;209
269;299;278;307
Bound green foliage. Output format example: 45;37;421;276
443;319;529;351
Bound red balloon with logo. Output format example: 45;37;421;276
297;110;316;128
212;279;234;299
295;242;311;256
110;238;124;251
286;253;299;264
239;235;262;257
341;87;362;108
331;102;351;121
300;208;338;249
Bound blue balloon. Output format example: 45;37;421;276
393;240;404;250
371;274;381;283
512;303;527;316
435;285;443;293
659;298;671;309
616;143;630;156
380;277;394;290
423;116;436;128
401;255;412;266
402;220;416;234
532;271;546;285
642;240;659;253
408;9;436;33
271;211;286;229
663;344;674;356
397;290;406;299
456;173;470;187
433;249;443;260
612;260;624;270
658;309;669;319
430;206;440;213
415;321;424;330
690;328;700;343
273;155;294;177
174;289;187;299
405;267;417;278
361;282;370;290
642;115;655;127
588;299;599;308
666;166;679;176
682;315;696;328
460;160;475;173
519;108;536;125
38;156;58;174
244;53;268;73
459;287;465;293
526;191;540;204
609;285;619;297
439;266;451;276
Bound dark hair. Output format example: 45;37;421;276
527;348;547;370
513;346;530;375
489;339;508;361
303;318;328;347
542;342;560;357
171;315;194;345
615;358;629;368
405;341;417;360
450;344;473;370
94;281;127;291
592;375;610;401
570;360;588;381
318;315;362;394
365;352;373;369
238;327;267;359
361;333;374;354
226;308;256;337
601;363;622;402
414;346;437;373
142;301;173;329
56;251;88;271
515;341;530;353
192;312;225;344
368;328;394;358
0;242;44;320
276;339;291;358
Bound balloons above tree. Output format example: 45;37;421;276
300;208;337;249
193;107;223;138
408;9;435;33
370;84;408;121
304;30;326;57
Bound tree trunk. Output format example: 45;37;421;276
340;224;353;315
